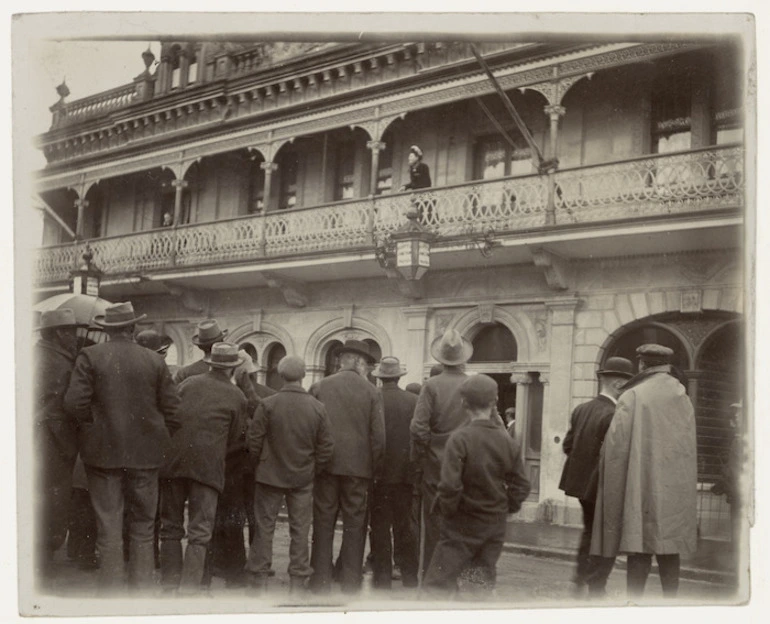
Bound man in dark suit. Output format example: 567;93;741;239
369;357;419;589
245;355;334;595
160;343;248;595
33;308;88;585
64;302;180;594
308;339;385;594
558;356;633;596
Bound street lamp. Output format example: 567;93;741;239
69;245;103;297
386;206;435;281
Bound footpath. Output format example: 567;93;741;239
503;520;737;585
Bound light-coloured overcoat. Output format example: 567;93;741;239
590;366;698;557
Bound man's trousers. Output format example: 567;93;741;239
370;482;419;588
422;512;507;596
626;553;681;598
245;481;313;579
309;473;370;594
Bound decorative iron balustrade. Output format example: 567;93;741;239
554;145;743;223
35;146;744;285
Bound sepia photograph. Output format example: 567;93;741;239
9;7;760;620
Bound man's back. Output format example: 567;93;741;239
559;395;616;500
310;369;384;478
64;336;180;469
380;385;417;484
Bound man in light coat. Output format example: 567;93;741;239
410;328;473;580
591;343;697;599
308;340;385;594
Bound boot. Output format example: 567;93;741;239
289;576;309;596
178;544;208;595
160;540;183;592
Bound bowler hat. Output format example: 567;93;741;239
335;339;375;364
192;319;228;346
278;355;306;381
93;301;147;327
202;342;244;368
136;329;173;354
460;374;498;408
636;343;674;366
430;329;473;366
597;357;634;379
36;308;88;331
372;356;407;379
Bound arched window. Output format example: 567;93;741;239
265;343;287;390
324;340;343;377
469;323;517;362
603;323;689;374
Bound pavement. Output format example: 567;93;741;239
501;520;739;585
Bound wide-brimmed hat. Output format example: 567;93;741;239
35;308;89;331
335;339;376;364
597;356;634;379
636;343;674;366
430;329;473;366
372;356;407;379
93;302;147;327
192;319;228;346
136;329;173;354
203;342;244;369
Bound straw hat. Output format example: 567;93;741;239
430;329;473;366
202;342;245;368
93;302;147;327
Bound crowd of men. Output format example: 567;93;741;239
33;299;701;601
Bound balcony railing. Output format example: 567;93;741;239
35;146;743;285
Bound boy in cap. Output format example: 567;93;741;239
245;356;334;594
159;343;248;595
422;374;530;597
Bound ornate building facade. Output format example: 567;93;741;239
33;39;748;534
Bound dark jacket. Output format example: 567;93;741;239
410;368;470;486
558;394;616;502
309;369;385;479
34;339;79;462
161;371;247;493
404;161;432;190
64;335;180;469
174;358;260;416
437;419;531;519
380;382;418;484
248;385;334;489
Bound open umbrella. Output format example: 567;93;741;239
34;293;113;346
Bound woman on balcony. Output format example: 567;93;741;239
401;145;434;225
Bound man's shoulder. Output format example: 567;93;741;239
575;395;615;414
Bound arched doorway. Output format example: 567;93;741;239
601;312;744;541
265;343;287;391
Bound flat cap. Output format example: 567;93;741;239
460;374;498;408
636;343;674;365
278;355;306;382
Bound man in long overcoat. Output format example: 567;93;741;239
559;356;633;596
33;308;87;584
410;328;473;579
591;343;697;599
308;340;385;594
160;342;247;594
369;356;419;589
64;302;180;594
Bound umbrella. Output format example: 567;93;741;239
34;293;113;346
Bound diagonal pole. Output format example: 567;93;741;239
470;44;546;171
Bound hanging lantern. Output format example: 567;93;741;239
69;245;103;297
390;207;435;281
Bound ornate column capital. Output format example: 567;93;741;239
171;179;189;189
544;104;566;120
366;140;387;152
73;198;90;208
510;372;533;385
260;161;279;173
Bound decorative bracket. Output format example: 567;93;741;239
530;247;572;291
262;272;308;308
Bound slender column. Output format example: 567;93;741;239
366;140;386;196
400;306;431;386
259;161;278;254
157;52;171;95
171;179;188;226
178;49;191;89
543;104;565;226
74;198;89;240
540;298;579;506
510;372;533;448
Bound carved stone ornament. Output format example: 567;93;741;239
433;313;454;340
680;290;703;314
477;303;495;325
